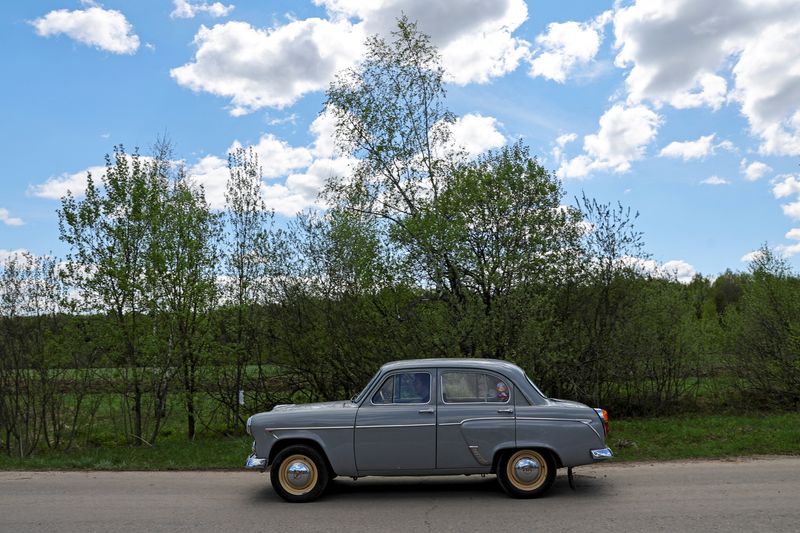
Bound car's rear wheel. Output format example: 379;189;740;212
270;445;329;503
497;449;555;498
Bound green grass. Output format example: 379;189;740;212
610;412;800;461
0;435;251;470
1;413;798;470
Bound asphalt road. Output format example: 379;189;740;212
2;457;799;532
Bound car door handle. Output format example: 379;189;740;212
497;408;514;414
418;408;435;414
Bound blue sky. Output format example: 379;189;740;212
2;0;800;279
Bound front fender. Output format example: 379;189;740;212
262;428;357;477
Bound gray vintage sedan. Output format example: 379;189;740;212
245;358;612;502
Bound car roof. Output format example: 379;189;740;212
380;358;524;375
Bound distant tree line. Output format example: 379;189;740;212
1;19;798;457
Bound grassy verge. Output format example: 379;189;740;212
0;435;251;470
610;412;800;461
1;413;798;470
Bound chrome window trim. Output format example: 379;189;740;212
369;370;433;406
439;370;511;405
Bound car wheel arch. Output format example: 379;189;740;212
268;438;335;476
491;446;563;473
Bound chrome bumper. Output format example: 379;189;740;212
245;453;267;470
591;447;614;460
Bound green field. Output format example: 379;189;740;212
1;412;797;470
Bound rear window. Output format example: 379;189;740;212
441;372;510;403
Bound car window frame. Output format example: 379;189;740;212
368;370;433;406
439;370;512;405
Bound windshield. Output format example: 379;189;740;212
352;369;382;404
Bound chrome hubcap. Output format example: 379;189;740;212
513;457;540;483
285;461;312;489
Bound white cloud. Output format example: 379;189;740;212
668;73;727;111
243;134;313;178
700;175;729;186
772;174;800;199
31;6;140;54
29;165;106;199
188;118;357;215
777;242;800;257
0;208;24;226
779;230;800;257
173;1;530;114
186;155;229;209
449;114;505;157
553;132;578;162
659;134;716;160
529;11;611;83
741;249;764;263
782;200;800;220
620;256;696;283
171;19;364;115
0;249;29;265
170;0;234;19
740;159;772;181
320;0;530;85
661;259;697;283
557;104;661;178
612;0;800;155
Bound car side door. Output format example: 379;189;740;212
354;370;437;473
436;370;516;470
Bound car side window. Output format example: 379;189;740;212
442;372;510;403
371;372;430;405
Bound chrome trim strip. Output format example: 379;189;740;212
439;416;516;426
516;417;593;423
580;420;604;440
356;423;436;429
468;445;490;466
591;447;613;460
266;426;352;432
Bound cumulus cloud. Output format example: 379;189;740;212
700;175;729;186
0;249;30;265
782;200;800;220
612;0;800;155
170;0;234;19
31;6;140;54
186;155;229;209
0;208;24;226
779;228;800;257
529;11;611;83
772;174;800;199
621;256;696;283
172;0;530;114
557;104;661;178
659;134;716;160
188;116;358;215
741;249;765;263
449;114;506;157
29;165;107;199
740;159;772;181
171;19;364;115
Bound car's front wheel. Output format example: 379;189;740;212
497;449;556;498
270;445;329;503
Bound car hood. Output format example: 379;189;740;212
271;400;354;412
